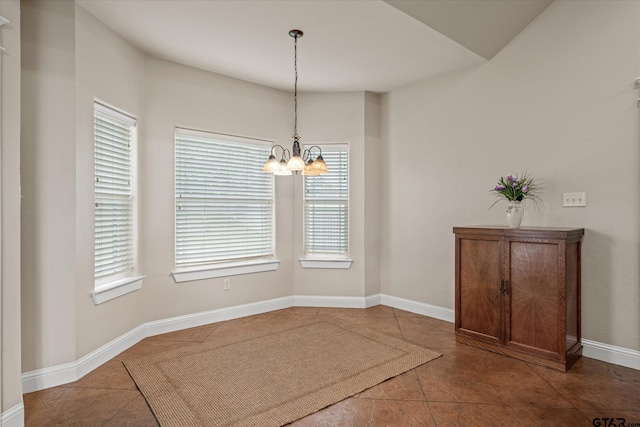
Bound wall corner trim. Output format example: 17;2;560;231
21;294;639;394
1;402;24;427
365;293;382;308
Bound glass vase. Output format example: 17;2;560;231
506;201;524;228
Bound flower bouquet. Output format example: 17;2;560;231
490;173;542;227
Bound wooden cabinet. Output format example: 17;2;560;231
453;226;584;371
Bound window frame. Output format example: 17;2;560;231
172;128;278;282
92;101;144;304
300;143;351;269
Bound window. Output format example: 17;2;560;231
303;144;349;260
94;102;137;283
174;129;275;271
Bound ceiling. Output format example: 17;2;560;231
386;0;553;61
76;0;552;93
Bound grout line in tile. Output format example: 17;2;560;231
575;406;640;412
425;401;440;427
413;366;440;426
200;322;223;341
62;384;141;393
411;369;429;402
394;315;407;343
523;361;578;411
146;338;208;344
576;408;604;425
425;400;604;413
353;396;429;404
65;385;140;392
103;392;151;426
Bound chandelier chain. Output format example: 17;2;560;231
262;29;327;175
294;34;298;138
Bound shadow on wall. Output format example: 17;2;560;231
582;229;613;344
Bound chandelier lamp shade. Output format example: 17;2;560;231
263;29;328;176
263;145;327;176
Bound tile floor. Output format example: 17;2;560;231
23;306;640;426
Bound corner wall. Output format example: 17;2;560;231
1;0;23;415
21;0;77;373
381;0;640;351
364;92;382;297
292;92;380;298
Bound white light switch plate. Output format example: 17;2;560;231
563;192;587;207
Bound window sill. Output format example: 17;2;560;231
172;259;280;283
299;258;353;269
93;275;145;305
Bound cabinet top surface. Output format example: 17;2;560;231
453;226;584;238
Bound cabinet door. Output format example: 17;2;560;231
506;240;561;357
456;236;502;342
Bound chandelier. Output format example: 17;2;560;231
263;29;328;176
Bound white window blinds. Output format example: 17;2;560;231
175;129;274;267
94;102;136;280
303;145;349;256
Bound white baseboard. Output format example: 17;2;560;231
22;296;295;393
144;296;293;338
294;295;368;308
380;294;455;322
77;324;148;380
365;293;382;308
21;360;77;395
22;295;363;393
582;339;640;371
1;403;24;427
21;293;639;394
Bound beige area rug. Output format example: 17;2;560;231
124;315;440;427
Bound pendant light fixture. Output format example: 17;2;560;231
263;29;328;176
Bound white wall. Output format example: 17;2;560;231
138;55;295;325
292;92;366;297
21;0;77;373
1;0;23;413
290;91;382;299
20;1;298;371
381;0;640;351
74;3;146;358
364;92;382;297
20;0;640;382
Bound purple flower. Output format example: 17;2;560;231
505;175;512;181
512;182;518;187
522;186;529;193
494;185;501;191
514;177;520;183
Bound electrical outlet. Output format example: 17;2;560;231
563;192;587;207
223;278;231;291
